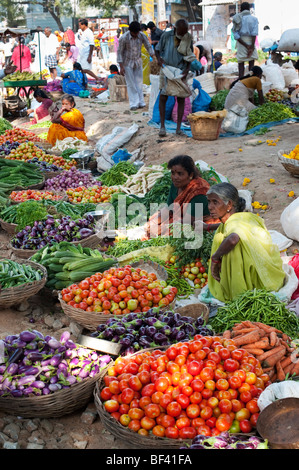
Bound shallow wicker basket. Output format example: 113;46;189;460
0;258;47;308
43;169;63;180
278;149;299;177
9;190;67;205
10;232;102;259
0;218;17;236
58;294;176;331
94;348;193;449
0;362;111;418
175;302;210;323
13;178;45;191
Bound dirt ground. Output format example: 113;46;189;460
1;91;299;450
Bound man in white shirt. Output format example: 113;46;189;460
78;18;98;81
232;2;259;77
117;21;154;110
44;27;60;80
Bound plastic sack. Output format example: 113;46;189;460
191;79;211;113
269;230;293;252
214;62;239;75
148;74;160;119
281;61;298;87
195;160;228;183
277;28;299;52
258;381;299;412
152;92;175;124
288;254;299;300
96;90;109;102
95;123;139;159
172;96;192;123
280;197;299;242
221;104;249;134
262;63;285;90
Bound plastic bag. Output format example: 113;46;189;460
262;63;285;90
269;230;293;252
258;381;299;412
272;263;298;304
221;104;249;134
277;28;299;52
152;92;175;124
288;254;299;300
280;197;299;242
281;61;298;87
111;148;131;164
95;123;139;159
148;74;160;119
191;79;211;113
172;96;192;123
195;160;228;183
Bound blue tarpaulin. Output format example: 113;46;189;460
148;117;299;138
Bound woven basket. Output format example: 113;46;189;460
0;258;47;308
189;117;224;141
0;363;111;418
43;169;63;180
58;294;176;331
94;348;193;449
175;302;210;324
130;260;168;281
10;232;101;260
0;218;17;236
278;150;299;177
13;178;45;191
9;190;67;205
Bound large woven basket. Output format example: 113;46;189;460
10;245;39;260
175;302;210;324
58;294;176;331
188;110;227;141
9;190;67;205
0;258;47;308
94;348;193;449
13;178;45;191
278;149;299;177
0;362;111;418
0;218;17;236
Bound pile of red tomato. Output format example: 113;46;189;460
61;265;178;314
0;128;43;144
65;185;119;204
9;189;64;202
101;335;270;439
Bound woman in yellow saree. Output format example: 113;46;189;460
205;183;285;303
47;94;88;146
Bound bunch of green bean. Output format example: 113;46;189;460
210;288;299;339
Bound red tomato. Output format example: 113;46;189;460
239;390;252;403
239;419;252;433
100;387;112;401
196;424;211;436
215;379;229;391
140;416;156;430
179;427;197;440
104;400;119;413
187;360;204;376
219;399;232;414
141;383;155;397
128;375;142;391
200;406;213;420
246;398;259;414
176;394;190;410
250;412;259;427
215;415;232;432
199;367;214;382
155;377;169;393
128;408;144;420
165;426;179;439
166;401;182;417
223;358;239;372
205;416;217;428
231;349;245;362
120;388;135;404
176;416;191;429
235;408;250;421
144;403;161;419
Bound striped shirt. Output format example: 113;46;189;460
117;31;154;68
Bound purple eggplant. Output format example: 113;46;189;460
60;331;71;344
31;380;45;389
50;354;62;367
18;375;36;386
8;347;23;364
65;375;77;385
6;363;19;376
46;337;61;350
145;325;157;337
138;336;152;348
26;351;44;362
11;389;23;397
153;332;168;344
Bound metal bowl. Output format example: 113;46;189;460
71;149;94;164
84;210;111;220
257;397;299;449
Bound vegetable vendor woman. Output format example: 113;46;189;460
47;94;88;146
204;182;285;303
224;65;264;112
145;155;218;238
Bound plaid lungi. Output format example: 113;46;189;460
45;54;58;68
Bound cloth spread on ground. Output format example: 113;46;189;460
147;117;299;138
47;108;88;145
208;211;286;303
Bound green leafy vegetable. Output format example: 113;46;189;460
16;200;48;230
99;161;138;186
0;117;13;135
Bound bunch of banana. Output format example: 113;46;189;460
5;71;42;81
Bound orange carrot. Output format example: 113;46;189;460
269;331;277;347
242;337;270;350
232;328;265;347
232;323;247;330
280;356;293;369
276;361;285;381
222;330;231;339
281;340;295;353
282;333;290;342
290;360;299;377
241;347;264;356
232;328;257;337
262;347;286;368
283;363;294;375
254;322;282;334
257;344;285;362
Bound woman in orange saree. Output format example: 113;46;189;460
47;94;88;146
